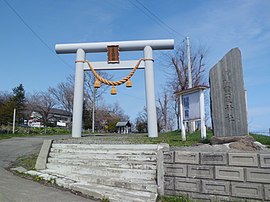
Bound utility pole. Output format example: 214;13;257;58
245;90;248;135
187;36;192;89
12;108;16;134
92;88;96;133
186;36;195;133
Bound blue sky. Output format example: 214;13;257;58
0;0;269;133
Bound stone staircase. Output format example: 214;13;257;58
36;142;169;202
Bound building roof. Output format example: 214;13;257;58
175;85;209;96
116;121;131;127
50;108;72;116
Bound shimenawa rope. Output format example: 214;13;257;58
75;58;153;86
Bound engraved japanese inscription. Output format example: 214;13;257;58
209;48;248;137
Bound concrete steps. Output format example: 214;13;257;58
49;152;157;162
45;163;156;180
39;143;169;201
70;183;157;202
41;166;157;193
47;158;157;170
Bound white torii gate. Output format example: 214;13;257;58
55;39;174;138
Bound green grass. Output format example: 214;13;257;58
122;130;270;147
0;132;69;140
250;133;270;147
84;130;212;147
0;126;71;140
9;154;58;186
160;195;191;202
121;130;212;147
15;153;38;170
2;127;270;148
0;133;28;140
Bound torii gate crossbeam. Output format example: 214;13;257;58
55;39;174;138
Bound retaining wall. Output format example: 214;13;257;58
164;150;270;201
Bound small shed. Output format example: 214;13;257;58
116;121;131;134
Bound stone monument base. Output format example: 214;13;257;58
210;135;263;151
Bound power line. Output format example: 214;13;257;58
128;0;185;40
2;0;73;69
128;0;175;37
135;0;185;38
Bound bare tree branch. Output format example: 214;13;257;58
48;75;74;114
27;91;56;131
163;41;208;130
84;71;113;104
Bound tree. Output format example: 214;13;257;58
94;105;112;132
81;101;129;132
164;41;208;129
166;42;207;91
135;106;163;133
82;99;91;130
0;91;13;125
27;91;56;133
48;76;74;128
11;84;26;124
0;84;26;126
84;71;113;131
106;102;129;133
157;89;174;132
84;71;112;104
110;102;129;121
135;107;148;133
12;84;25;107
48;75;74;114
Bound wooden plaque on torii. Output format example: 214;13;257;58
107;45;119;64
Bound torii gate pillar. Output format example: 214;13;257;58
72;48;85;138
55;39;174;138
144;46;158;137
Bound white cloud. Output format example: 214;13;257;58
162;0;270;61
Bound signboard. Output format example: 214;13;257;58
57;122;66;127
182;91;200;121
107;45;119;64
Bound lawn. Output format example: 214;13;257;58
1;128;270;148
76;130;270;148
250;133;270;147
121;130;212;147
0;127;71;140
12;153;38;170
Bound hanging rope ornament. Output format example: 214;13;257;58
110;86;117;95
75;58;153;95
94;79;101;88
126;79;132;88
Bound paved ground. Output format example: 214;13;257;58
0;135;97;202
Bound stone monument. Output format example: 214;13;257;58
210;48;248;137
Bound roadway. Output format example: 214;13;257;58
0;135;97;202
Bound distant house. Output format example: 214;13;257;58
28;108;72;128
116;121;131;134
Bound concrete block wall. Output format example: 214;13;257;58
164;151;270;201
